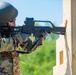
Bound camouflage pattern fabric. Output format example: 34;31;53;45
0;51;20;75
12;51;20;75
0;33;45;75
0;52;13;75
0;33;23;75
0;33;23;52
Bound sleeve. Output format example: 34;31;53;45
0;33;23;52
0;32;46;53
15;32;46;53
0;37;15;52
20;36;45;53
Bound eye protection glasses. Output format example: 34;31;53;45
10;19;16;22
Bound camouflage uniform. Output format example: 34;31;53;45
0;2;46;75
0;32;44;75
0;33;23;75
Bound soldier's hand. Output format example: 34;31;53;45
20;33;30;41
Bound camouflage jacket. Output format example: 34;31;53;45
0;33;23;52
0;32;44;75
0;33;24;75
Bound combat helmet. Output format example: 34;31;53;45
0;2;18;25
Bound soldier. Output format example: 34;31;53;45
0;1;47;75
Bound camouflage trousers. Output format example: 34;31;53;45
0;51;21;75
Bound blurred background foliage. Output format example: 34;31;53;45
20;23;57;75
